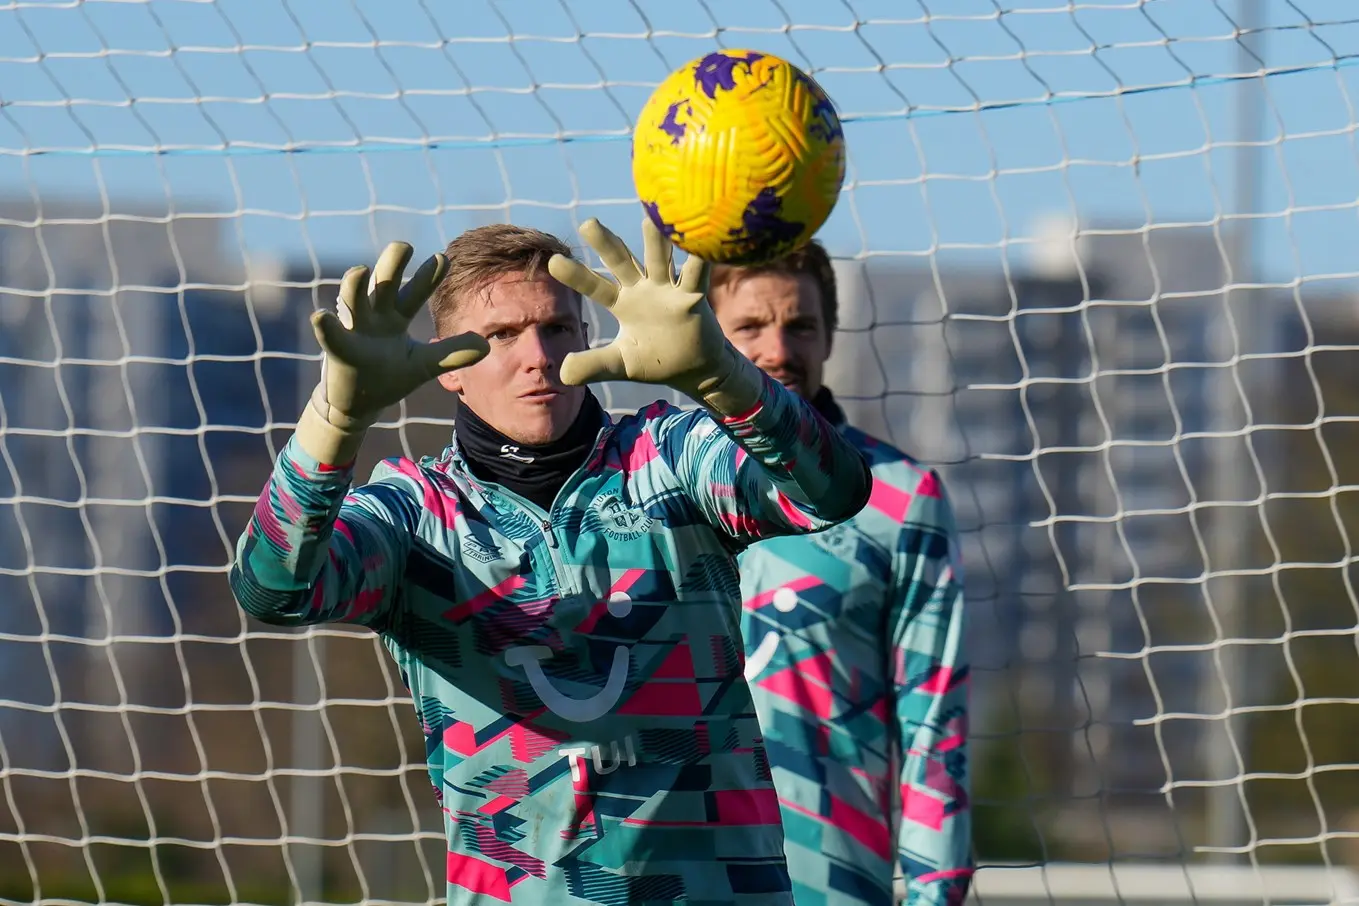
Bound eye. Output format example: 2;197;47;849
487;328;514;341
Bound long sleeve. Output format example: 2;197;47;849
651;371;871;547
229;435;422;629
890;470;972;906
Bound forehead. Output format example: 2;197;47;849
457;273;581;326
712;271;823;320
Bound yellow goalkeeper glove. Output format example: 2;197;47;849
296;242;489;466
547;217;765;417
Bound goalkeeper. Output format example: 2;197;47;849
229;216;872;905
708;242;971;906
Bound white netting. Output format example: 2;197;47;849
3;0;1359;903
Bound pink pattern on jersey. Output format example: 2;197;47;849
442;574;528;622
473;825;548;877
479;796;518;816
757;664;835;719
917;868;975;885
830;794;892;861
344;586;387;621
622;430;661;474
650;641;699;679
510;724;567;763
743;574;823;611
397;458;461;530
446;851;512;902
866;477;912;522
915;470;943;499
900;783;948;831
916;665;961;695
775;492;814;529
714;788;782;825
276;485;304;522
251;496;289;548
721;510;765;536
790;650;837;686
618;642;703;715
573;569;646;634
484;768;530;798
445;713;547;757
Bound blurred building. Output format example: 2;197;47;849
0;200;317;766
824;221;1296;849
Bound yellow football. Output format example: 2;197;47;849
632;49;847;265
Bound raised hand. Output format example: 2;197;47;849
297;241;489;464
547;218;762;415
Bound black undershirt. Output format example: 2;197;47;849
454;390;606;513
456;385;842;512
810;385;847;428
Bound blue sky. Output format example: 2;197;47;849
4;0;1359;290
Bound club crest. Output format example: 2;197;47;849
810;524;861;560
591;495;655;540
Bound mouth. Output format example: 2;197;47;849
520;388;563;401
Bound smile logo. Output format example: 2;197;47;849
744;587;800;680
505;592;634;722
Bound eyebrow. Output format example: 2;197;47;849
482;312;579;333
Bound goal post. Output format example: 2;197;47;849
4;1;1359;904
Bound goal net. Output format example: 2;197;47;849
2;1;1359;903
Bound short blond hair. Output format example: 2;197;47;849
429;224;577;336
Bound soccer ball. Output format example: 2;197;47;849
632;49;846;266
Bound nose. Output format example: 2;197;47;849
519;326;554;372
758;330;794;368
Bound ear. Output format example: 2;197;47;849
430;336;465;394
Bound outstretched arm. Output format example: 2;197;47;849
650;370;870;545
548;217;870;545
889;471;972;906
231;443;418;628
229;241;486;628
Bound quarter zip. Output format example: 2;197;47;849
481;486;576;598
446;423;612;601
537;512;573;596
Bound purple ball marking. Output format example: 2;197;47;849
794;70;844;144
693;51;765;99
659;101;687;144
727;187;804;264
642;201;680;241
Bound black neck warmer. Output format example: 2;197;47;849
455;391;606;513
810;385;847;428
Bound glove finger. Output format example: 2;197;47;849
578;218;643;287
559;344;629;386
641;217;674;285
422;331;490;375
370;241;415;314
395;252;449;321
548;254;619;309
337;265;371;331
677;252;710;298
311;309;363;363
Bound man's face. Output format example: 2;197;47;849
709;272;831;400
438;273;589;445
